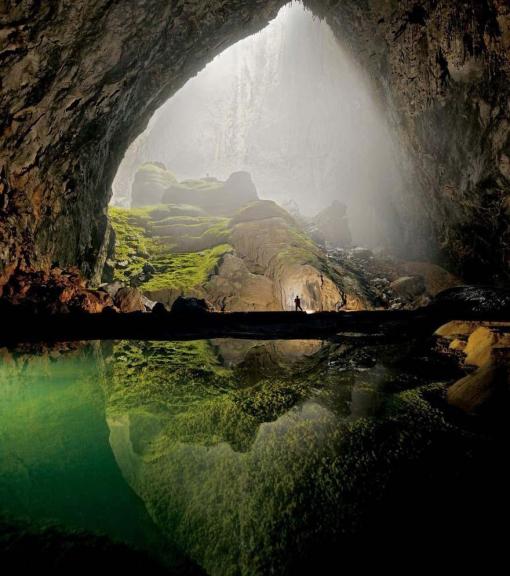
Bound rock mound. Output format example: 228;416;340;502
131;163;178;207
161;171;258;215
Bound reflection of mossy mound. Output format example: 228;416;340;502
105;340;494;576
105;341;320;454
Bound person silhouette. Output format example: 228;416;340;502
294;295;304;312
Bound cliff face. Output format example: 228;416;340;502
1;1;509;286
309;0;510;279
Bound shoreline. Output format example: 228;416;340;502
2;307;509;345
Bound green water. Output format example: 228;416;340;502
0;337;504;574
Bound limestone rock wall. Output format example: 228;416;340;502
307;0;510;279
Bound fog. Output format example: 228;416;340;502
112;2;407;248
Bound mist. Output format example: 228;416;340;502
112;1;407;248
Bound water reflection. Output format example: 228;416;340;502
102;337;460;575
0;337;483;575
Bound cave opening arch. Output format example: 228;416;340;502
111;1;409;257
1;0;509;287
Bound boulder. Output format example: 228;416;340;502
389;276;426;300
464;325;510;368
439;320;510;414
223;171;258;204
162;171;259;215
447;362;510;414
100;280;124;298
141;295;157;311
152;302;168;315
0;267;114;314
435;320;482;340
398;261;461;296
171;296;212;314
114;287;146;313
432;285;510;315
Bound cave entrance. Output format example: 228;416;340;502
107;2;408;312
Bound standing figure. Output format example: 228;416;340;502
294;295;304;312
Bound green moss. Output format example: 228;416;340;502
231;200;294;225
109;206;232;291
175;179;223;191
140;244;232;292
135;163;177;187
108;207;158;283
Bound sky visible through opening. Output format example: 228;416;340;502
113;1;405;247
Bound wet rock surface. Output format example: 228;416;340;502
0;267;115;314
432;285;510;314
436;319;510;415
327;247;460;310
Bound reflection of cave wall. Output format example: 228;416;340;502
1;1;509;285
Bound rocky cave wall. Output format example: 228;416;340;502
309;0;510;280
1;0;509;286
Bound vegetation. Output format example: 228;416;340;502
109;184;338;307
108;206;232;293
134;162;177;188
140;244;232;292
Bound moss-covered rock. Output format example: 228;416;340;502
108;206;232;305
131;163;178;207
109;168;375;311
161;171;258;215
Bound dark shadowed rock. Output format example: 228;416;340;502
152;302;168;316
433;286;510;315
390;276;426;300
171;297;212;314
